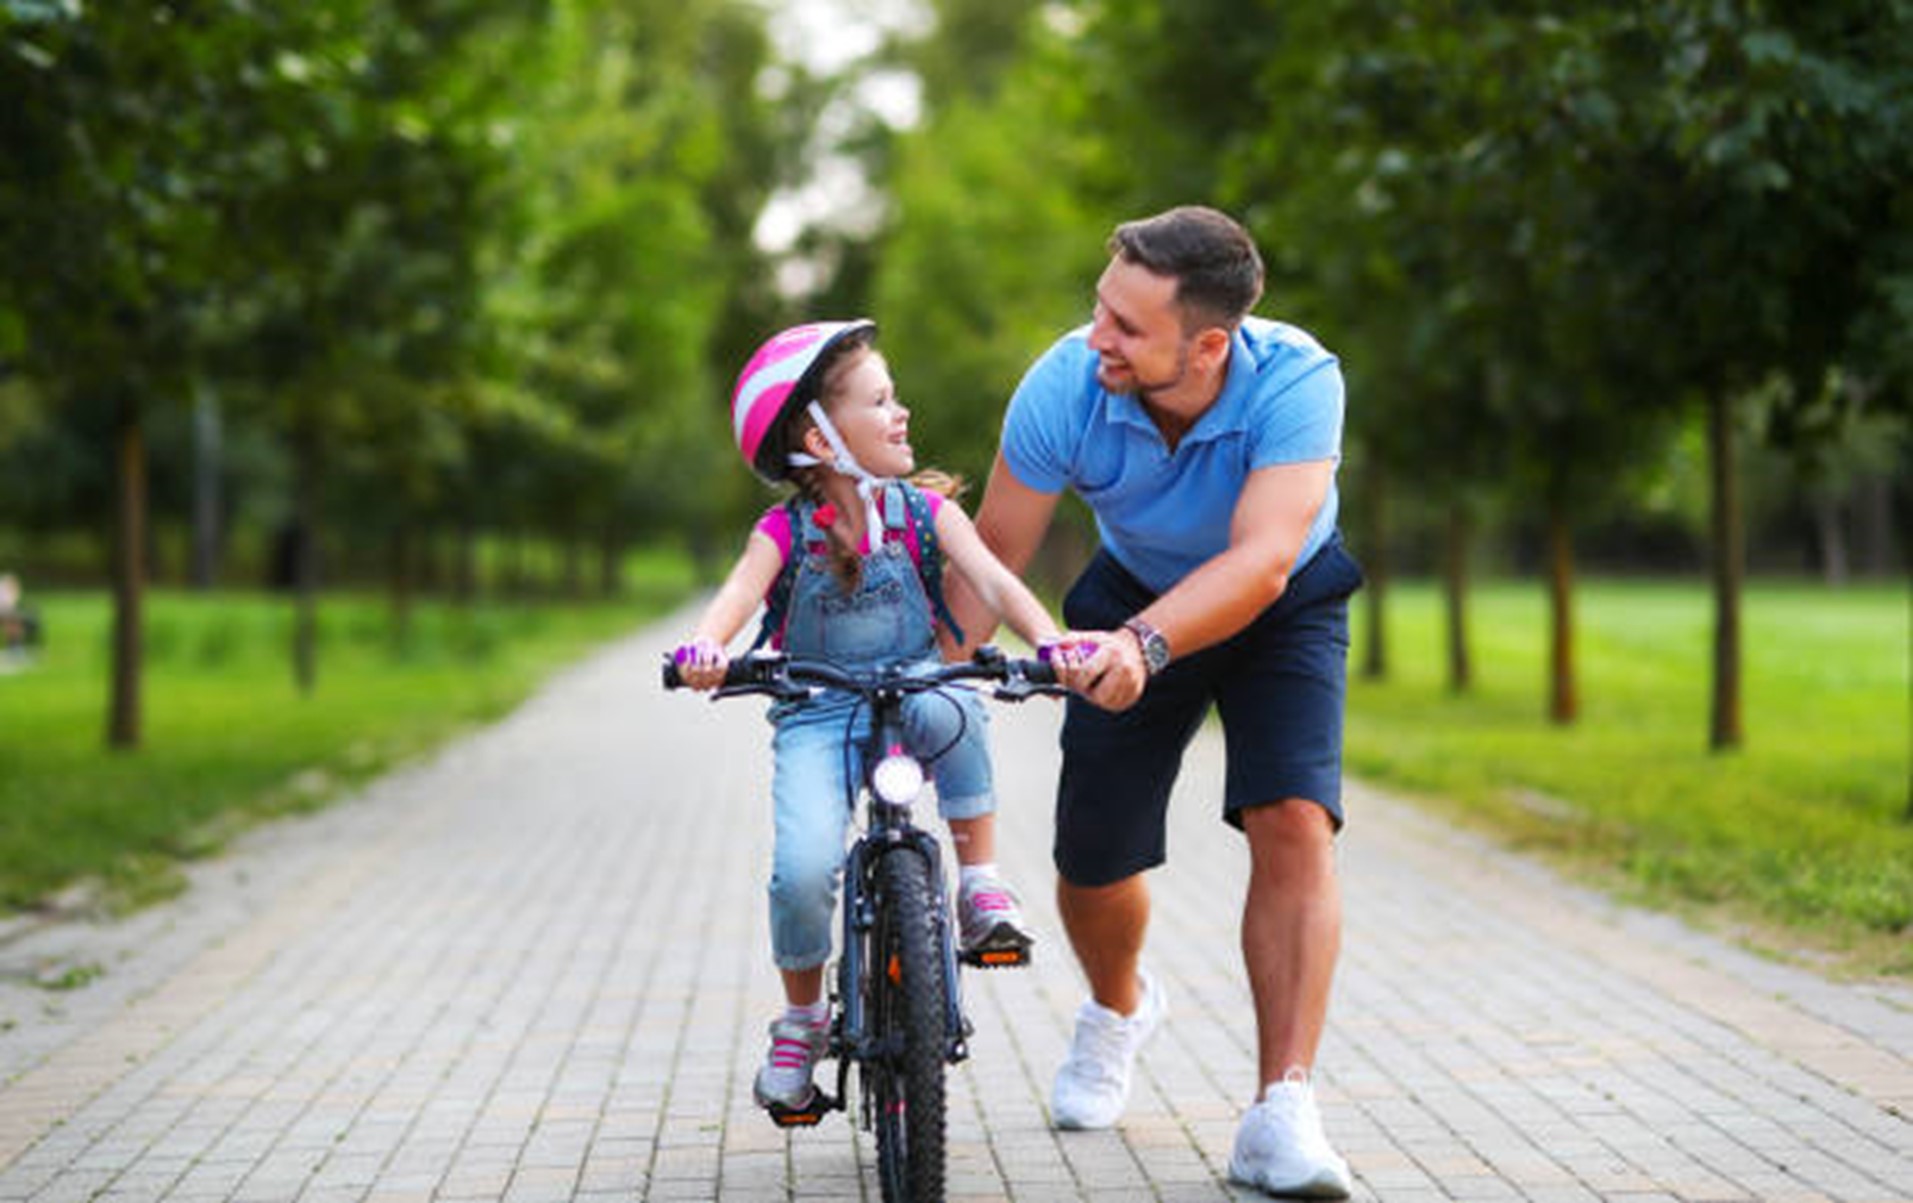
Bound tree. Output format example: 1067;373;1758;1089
1;1;377;741
1557;1;1913;748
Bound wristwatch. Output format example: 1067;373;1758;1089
1122;616;1171;677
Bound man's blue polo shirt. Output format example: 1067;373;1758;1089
1000;316;1343;595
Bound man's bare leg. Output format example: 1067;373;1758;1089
1057;874;1149;1015
1240;799;1341;1091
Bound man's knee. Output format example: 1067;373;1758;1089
1241;797;1336;855
1057;870;1144;900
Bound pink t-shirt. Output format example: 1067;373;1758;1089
755;490;945;569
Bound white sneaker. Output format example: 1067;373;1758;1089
752;1015;828;1111
1228;1070;1352;1198
1050;969;1166;1129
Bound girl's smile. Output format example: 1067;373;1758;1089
823;352;916;478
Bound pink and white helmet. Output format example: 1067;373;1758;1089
731;319;876;482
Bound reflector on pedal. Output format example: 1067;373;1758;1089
960;944;1032;969
764;1089;839;1128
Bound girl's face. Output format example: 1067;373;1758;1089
817;350;914;478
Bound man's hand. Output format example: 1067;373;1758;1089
1072;625;1150;711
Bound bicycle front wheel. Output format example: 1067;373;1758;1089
866;846;948;1202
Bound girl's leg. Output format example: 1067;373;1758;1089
758;709;855;1113
768;707;857;983
907;689;1030;955
947;815;995;866
779;966;826;1007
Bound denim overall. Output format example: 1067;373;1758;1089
765;485;993;972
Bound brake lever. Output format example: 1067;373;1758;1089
993;666;1067;702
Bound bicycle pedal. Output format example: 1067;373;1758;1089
960;941;1032;969
764;1089;839;1128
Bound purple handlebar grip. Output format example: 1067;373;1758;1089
1038;638;1100;664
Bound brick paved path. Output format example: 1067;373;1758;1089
0;616;1906;1201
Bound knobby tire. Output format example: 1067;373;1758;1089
867;848;947;1202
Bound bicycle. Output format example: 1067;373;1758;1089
662;644;1063;1202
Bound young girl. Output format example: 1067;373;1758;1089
673;319;1089;1118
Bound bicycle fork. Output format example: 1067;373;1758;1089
839;827;971;1067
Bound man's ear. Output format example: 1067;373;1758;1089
1194;327;1232;374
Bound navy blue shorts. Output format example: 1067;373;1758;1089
1054;536;1364;887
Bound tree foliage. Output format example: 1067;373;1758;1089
0;0;1905;759
871;0;1910;749
0;0;782;742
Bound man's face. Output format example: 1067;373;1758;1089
1086;257;1191;397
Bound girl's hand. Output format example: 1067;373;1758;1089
673;637;729;691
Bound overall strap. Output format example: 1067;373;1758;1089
898;482;966;647
751;486;968;650
750;497;804;651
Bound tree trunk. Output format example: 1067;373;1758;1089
292;433;321;696
191;380;222;590
563;534;583;599
1812;493;1849;586
1707;392;1743;750
1443;498;1471;694
506;534;525;596
599;529;621;598
108;397;145;750
1359;461;1388;681
1547;487;1576;726
389;522;413;654
1858;474;1895;578
1901;445;1912;819
455;517;477;603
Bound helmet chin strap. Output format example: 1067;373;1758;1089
787;401;891;539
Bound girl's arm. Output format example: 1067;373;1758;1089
934;500;1062;650
677;530;784;689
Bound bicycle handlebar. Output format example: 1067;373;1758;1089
661;645;1062;701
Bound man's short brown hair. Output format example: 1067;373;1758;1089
1108;206;1265;333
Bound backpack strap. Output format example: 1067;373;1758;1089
750;497;804;651
897;482;966;647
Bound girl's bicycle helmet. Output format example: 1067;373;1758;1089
731;318;876;483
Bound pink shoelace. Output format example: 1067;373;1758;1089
769;1035;814;1070
968;888;1013;914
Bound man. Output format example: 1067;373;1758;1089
949;206;1361;1197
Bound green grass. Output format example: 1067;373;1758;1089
4;562;1905;978
1347;578;1912;976
0;547;696;914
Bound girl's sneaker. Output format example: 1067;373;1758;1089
752;1015;828;1115
957;872;1033;963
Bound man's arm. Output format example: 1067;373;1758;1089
940;450;1061;658
1080;458;1334;711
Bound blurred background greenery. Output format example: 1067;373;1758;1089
0;1;1907;968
